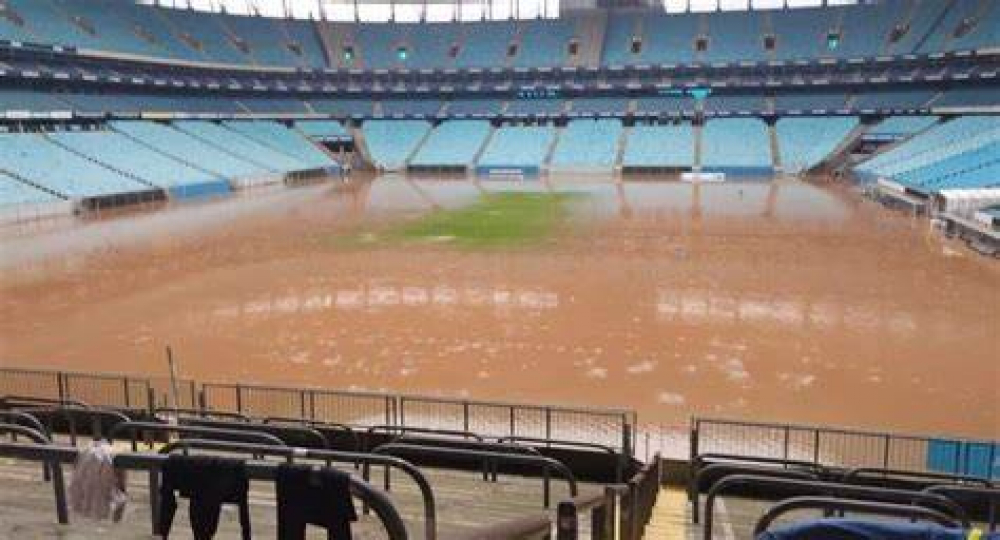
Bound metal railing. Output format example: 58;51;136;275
158;438;436;540
753;496;962;536
691;416;999;480
702;474;971;540
0;441;409;539
373;442;578;508
1;367;636;457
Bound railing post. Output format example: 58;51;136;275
122;378;131;409
463;401;469;433
813;429;821;464
783;425;790;460
883;434;891;469
146;386;155;415
545;407;552;443
198;388;207;412
57;372;68;403
556;500;578;540
299;390;307;420
509;407;516;438
235;384;243;415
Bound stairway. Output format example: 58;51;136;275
470;124;497;169
573;10;608;68
642;487;689;540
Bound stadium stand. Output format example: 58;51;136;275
934;88;1000;109
773;92;849;114
380;99;444;118
701;118;774;174
0;171;60;206
776;117;858;172
550;119;622;171
110;120;271;180
0;131;153;198
633;96;693;117
513;19;576;68
173;120;302;173
621;123;695;171
507;99;566;117
409;120;492;170
47;127;229;197
447;98;505;117
362;120;431;171
853;89;938;112
453;21;515;68
477;125;555;170
868;116;940;138
856;116;1000;193
222;121;339;170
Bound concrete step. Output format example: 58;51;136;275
642;487;691;540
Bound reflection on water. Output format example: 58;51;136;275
211;283;560;319
656;288;917;335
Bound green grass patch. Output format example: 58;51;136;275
334;191;575;249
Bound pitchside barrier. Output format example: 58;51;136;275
690;417;999;481
0;367;636;456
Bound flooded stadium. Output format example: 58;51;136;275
1;175;996;444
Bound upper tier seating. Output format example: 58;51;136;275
776;117;858;171
0;172;59;206
453;21;515;69
633;96;693;116
1;1;996;70
0;131;151;198
701;118;773;172
307;99;373;117
295;120;350;142
447;99;504;117
409;120;492;168
219;13;302;67
513;19;575;68
868;116;939;137
853;90;937;112
477;125;555;168
621;123;694;169
362;120;431;170
550;119;622;170
934;88;999;109
173;120;302;172
48;128;222;189
381;99;443;118
773;92;848;113
223;121;337;169
893;142;1000;192
569;97;630;116
507;99;565;116
155;7;249;64
0;89;69;113
111;120;267;179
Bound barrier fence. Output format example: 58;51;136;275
690;417;999;480
0;367;636;455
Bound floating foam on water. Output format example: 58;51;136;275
585;367;608;379
657;391;686;405
626;360;657;374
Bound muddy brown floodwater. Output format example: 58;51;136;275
1;175;997;446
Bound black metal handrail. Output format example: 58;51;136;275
0;426;67;523
496;435;626;483
366;425;485;447
442;513;552;540
176;417;328;448
690;462;820;522
154;407;251;422
752;496;963;536
0;441;408;539
394;433;542;482
842;467;995;488
158;438;437;540
703;473;971;540
108;421;286;450
373;442;578;508
14;405;131;443
1;395;92;410
0;410;50;439
261;416;361;451
922;485;1000;532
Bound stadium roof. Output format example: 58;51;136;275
148;0;860;21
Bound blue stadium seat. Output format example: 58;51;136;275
701;118;773;173
409;120;491;168
777;117;858;171
477;125;555;168
550;119;622;170
622;123;694;169
362;120;431;170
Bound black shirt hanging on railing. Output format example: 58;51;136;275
158;454;251;540
275;463;357;540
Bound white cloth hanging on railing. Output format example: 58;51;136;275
68;440;127;522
